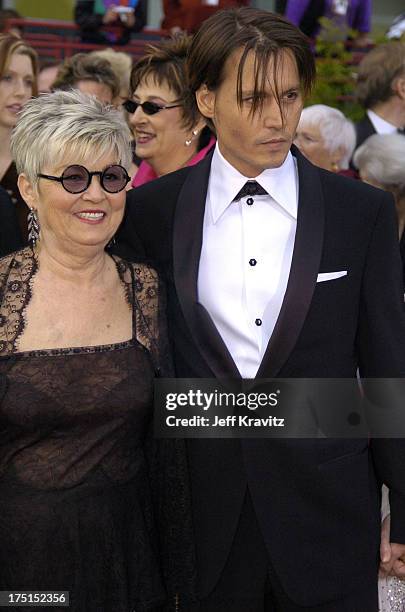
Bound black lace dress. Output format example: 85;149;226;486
0;248;170;612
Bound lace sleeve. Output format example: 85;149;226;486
0;248;36;356
120;260;197;608
128;261;174;377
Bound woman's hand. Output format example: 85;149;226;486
380;514;405;580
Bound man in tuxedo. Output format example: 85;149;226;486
354;42;405;151
116;8;405;611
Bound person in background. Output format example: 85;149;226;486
354;133;405;280
53;52;120;104
0;9;23;37
353;42;405;153
75;0;146;46
161;0;250;34
354;131;405;612
294;104;356;176
125;34;215;187
0;34;37;245
285;0;371;46
37;60;61;94
89;47;132;106
89;49;135;175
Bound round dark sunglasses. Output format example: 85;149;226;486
122;99;182;115
37;164;130;194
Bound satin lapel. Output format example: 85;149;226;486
173;152;240;379
256;148;325;379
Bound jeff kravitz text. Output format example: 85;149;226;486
166;415;285;427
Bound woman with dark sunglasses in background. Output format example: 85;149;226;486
125;35;215;188
0;89;186;611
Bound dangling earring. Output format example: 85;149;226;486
185;128;199;147
107;236;116;249
331;161;339;173
27;207;40;248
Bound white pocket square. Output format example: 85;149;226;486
317;271;347;283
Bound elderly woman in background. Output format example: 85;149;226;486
354;133;405;279
294;104;357;176
125;35;215;187
0;90;170;611
0;34;37;245
354;132;405;611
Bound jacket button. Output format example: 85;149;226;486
249;258;257;266
255;318;262;326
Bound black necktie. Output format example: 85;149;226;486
232;180;268;202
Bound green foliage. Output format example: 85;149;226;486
305;17;365;121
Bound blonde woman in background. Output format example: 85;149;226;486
0;34;37;244
90;48;139;182
90;48;132;106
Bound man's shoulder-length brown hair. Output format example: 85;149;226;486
186;7;315;117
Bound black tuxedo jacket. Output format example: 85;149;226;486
115;147;405;606
355;114;376;150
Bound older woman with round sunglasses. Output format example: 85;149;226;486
0;89;175;612
124;34;215;187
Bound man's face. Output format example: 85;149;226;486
196;47;303;177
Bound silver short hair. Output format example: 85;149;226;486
299;104;356;169
11;89;132;186
353;133;405;192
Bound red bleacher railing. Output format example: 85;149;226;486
4;18;168;61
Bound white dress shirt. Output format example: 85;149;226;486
198;144;299;378
367;110;398;135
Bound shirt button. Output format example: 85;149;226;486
246;197;254;205
249;258;257;266
255;318;262;326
